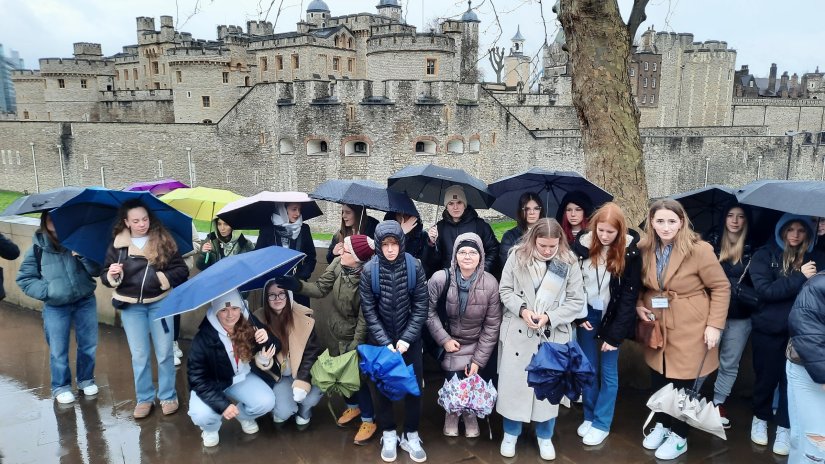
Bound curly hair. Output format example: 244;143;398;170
112;198;179;269
228;316;257;363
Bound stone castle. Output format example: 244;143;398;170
1;1;824;230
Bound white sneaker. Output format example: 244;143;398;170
56;391;76;404
173;341;183;358
201;430;219;447
582;427;609;446
654;433;687;460
82;384;99;396
400;431;427;462
174;356;181;366
273;414;288;424
751;417;768;446
537;437;556;460
773;426;790;455
381;430;398;462
239;419;259;434
642;422;669;450
295;415;310;426
500;432;517;457
577;420;592;437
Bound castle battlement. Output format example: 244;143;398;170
10;70;41;79
366;33;454;54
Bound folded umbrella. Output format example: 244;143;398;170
1;186;84;216
310;349;361;397
159;187;244;222
49;188;194;265
437;374;497;419
310;179;419;217
155;246;305;319
356;344;420;401
388;163;494;210
217;191;323;229
123;179;189;196
526;338;594;405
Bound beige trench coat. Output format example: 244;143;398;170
496;250;585;423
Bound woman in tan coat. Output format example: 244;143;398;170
635;199;730;460
497;218;585;460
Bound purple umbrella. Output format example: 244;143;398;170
123;179;189;196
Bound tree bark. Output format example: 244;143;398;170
558;0;649;225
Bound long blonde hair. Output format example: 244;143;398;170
513;218;575;268
719;206;748;265
780;220;812;275
640;199;700;272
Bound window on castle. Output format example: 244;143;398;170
292;55;300;69
176;71;182;83
58;79;65;89
348;59;354;73
260;57;268;72
415;141;425;152
202;96;211;108
749;80;754;88
23;111;30;120
116;71;120;81
644;62;649;71
415;140;437;155
348;38;353;49
133;68;138;80
447;139;465;154
345;139;370;156
426;59;437;76
653;62;657;72
643;77;648;88
630;68;635;77
333;57;340;71
154;82;160;90
652;78;656;89
152;62;159;74
162;64;166;74
222;72;229;84
306;139;328;155
245;76;251;86
354;142;367;153
203;119;213;124
642;95;647;104
468;137;480;153
279;139;295;155
125;70;130;80
81;79;88;89
276;56;283;70
650;94;655;104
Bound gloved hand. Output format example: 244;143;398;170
293;387;308;403
275;275;300;291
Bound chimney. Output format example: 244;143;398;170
768;63;777;95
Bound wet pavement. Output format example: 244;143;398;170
0;303;788;464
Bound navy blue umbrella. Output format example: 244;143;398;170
526;339;594;405
310;179;419;217
49;188;194;265
156;246;305;319
357;344;421;401
388;164;494;210
1;186;85;216
489;168;612;220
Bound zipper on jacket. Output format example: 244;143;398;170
138;264;150;303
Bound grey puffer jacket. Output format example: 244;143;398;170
426;232;502;372
359;221;429;346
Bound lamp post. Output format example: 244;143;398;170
186;147;194;186
56;144;66;187
30;142;40;193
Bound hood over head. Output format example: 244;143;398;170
774;213;816;251
451;232;485;276
374;220;406;261
555;190;594;223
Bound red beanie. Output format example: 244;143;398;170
344;234;375;263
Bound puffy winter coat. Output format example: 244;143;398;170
383;211;427;260
572;229;642;347
750;214;825;335
16;231;100;306
788;272;825;384
101;229;189;305
360;221;429;346
187;313;278;414
295;257;366;355
499;226;523;269
426;233;501;372
423;206;499;276
704;202;756;319
256;223;316;281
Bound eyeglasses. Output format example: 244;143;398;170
522;207;542;213
266;292;288;301
457;250;479;257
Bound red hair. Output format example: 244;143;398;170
587;202;628;276
562;215;589;244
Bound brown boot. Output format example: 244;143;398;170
463;412;480;438
354;421;377;445
444;413;459;437
133;402;153;419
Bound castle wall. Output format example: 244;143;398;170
732;98;825;135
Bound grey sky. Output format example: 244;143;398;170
1;0;822;79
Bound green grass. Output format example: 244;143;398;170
491;220;516;240
0;190;24;214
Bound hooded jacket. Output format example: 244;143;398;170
425;233;502;372
101;229;189;305
359;220;429;346
556;191;594;245
187;306;278;415
256;223;316;281
788;273;825;384
572;229;642;347
383;211;427;260
16;231;100;306
197;218;255;270
704;202;756;319
750;213;825;335
424;206;499;277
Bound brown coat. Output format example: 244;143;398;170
253;303;320;392
638;240;730;379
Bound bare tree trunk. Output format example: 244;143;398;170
489;47;505;84
558;0;650;225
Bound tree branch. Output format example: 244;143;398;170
626;0;650;43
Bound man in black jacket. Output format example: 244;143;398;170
360;220;428;463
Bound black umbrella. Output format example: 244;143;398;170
388;164;494;214
310;179;419;217
488;168;612;220
737;180;825;217
1;186;85;216
665;185;737;237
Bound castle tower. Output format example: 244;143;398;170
160;15;175;42
779;71;789;98
768;63;777;96
136;16;156;40
790;73;799;98
73;43;103;60
376;0;402;21
306;0;331;26
503;26;531;88
458;1;480;83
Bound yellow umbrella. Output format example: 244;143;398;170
160;187;244;222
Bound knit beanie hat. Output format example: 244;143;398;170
443;185;467;207
344;234;375;263
455;239;481;255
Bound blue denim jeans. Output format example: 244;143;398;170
344;382;374;421
188;373;276;433
42;296;98;397
577;307;619;432
272;374;324;421
786;361;825;464
119;301;177;404
713;318;752;404
502;417;556;439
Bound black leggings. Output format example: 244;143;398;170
374;340;423;434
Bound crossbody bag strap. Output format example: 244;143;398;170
738;259;752;285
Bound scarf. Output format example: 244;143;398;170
655;243;673;290
456;270;477;316
271;203;303;240
533;255;569;323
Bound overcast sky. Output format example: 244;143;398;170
1;0;822;79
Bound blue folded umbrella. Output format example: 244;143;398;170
357;344;420;401
49;188;194;264
526;339;595;405
155;246;305;320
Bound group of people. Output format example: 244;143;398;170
8;183;825;463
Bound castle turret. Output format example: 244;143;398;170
247;20;274;36
306;0;331;26
376;0;402;22
503;25;531;88
768;63;777;96
73;43;103;60
790;72;799;98
510;26;525;55
160;15;175;42
136;16;156;40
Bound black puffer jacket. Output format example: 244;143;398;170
256;223;316;281
187;314;279;415
706;216;756;320
424;206;499;277
499;226;523;268
572;229;642;347
360;221;429;346
788;273;825;384
383;211;427;260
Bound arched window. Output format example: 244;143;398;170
307;139;329;155
354;142;367;153
279;138;295;154
447;139;464;154
320;141;328;152
415;141;425;152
